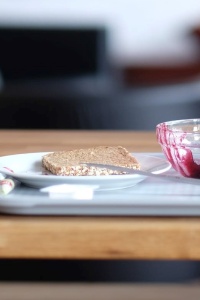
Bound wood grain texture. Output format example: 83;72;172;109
0;216;200;259
0;130;160;155
0;130;199;260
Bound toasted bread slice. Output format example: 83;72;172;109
42;146;140;176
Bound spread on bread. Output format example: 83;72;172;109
42;146;140;176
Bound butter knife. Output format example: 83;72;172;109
84;163;200;186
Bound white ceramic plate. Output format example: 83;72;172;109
0;152;171;190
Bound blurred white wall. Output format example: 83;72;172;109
1;0;200;65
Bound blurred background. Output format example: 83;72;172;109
1;0;200;284
1;0;200;129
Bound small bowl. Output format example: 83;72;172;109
156;118;200;178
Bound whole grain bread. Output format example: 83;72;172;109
42;146;140;176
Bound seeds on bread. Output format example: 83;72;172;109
42;146;140;176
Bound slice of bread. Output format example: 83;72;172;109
42;146;140;176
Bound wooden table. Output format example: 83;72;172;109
0;129;200;260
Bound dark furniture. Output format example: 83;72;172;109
0;26;117;129
1;26;200;130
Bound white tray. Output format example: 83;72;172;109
0;153;200;216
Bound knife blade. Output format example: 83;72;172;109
84;163;200;186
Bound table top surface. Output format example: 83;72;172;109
0;129;200;260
